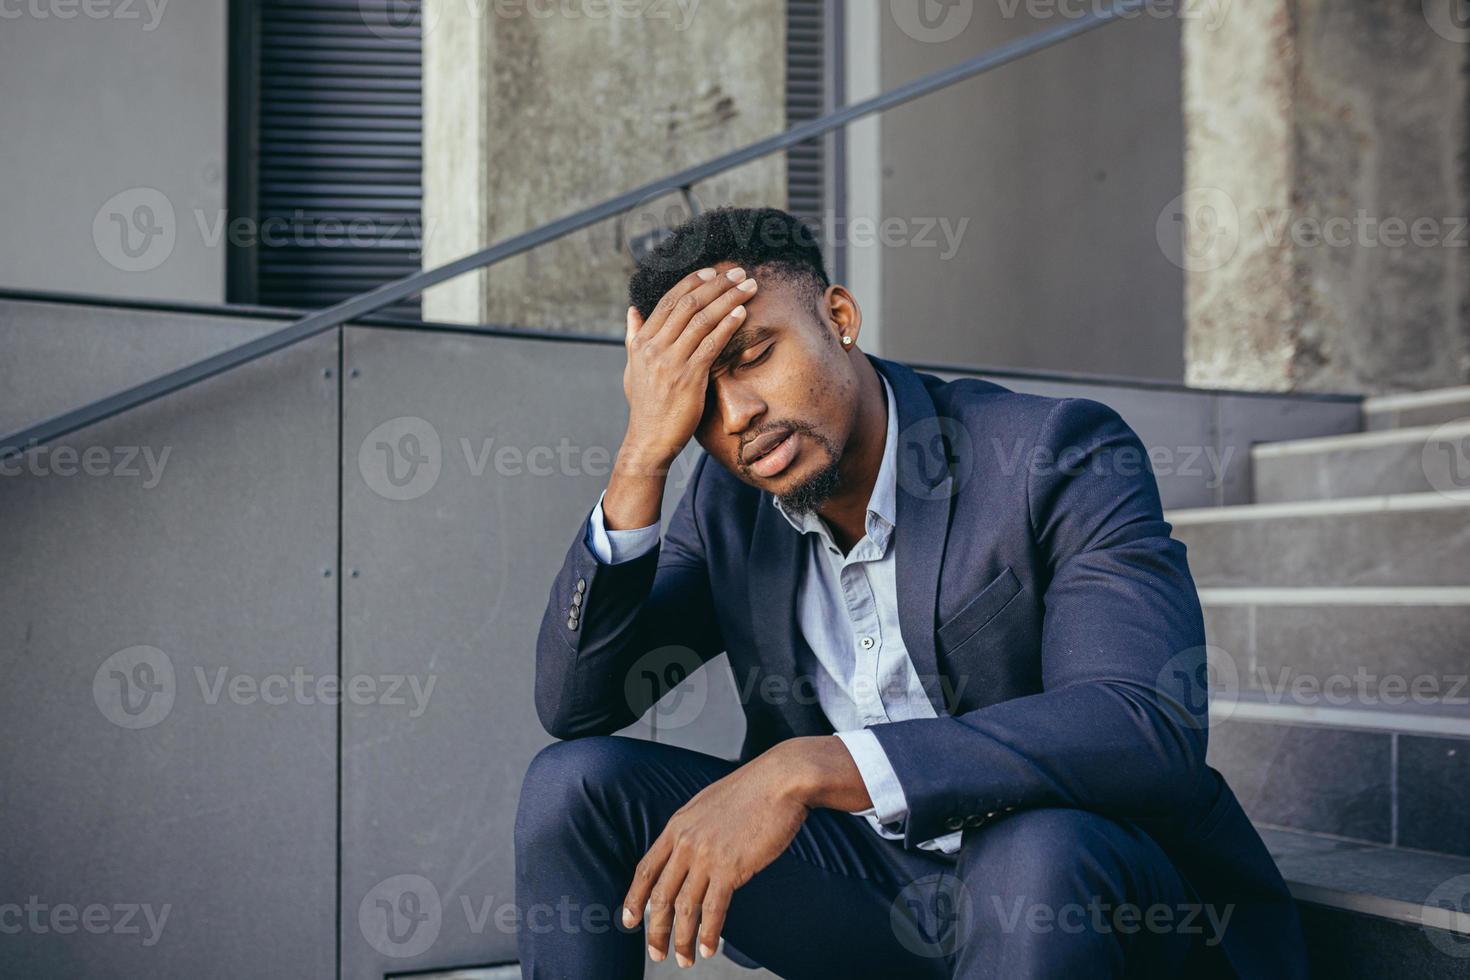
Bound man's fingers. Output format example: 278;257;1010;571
625;305;642;343
674;275;758;360
622;835;671;929
689;301;750;369
671;869;711;968
698;880;734;962
641;267;717;339
648;266;750;348
642;854;691;963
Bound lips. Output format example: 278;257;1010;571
743;427;795;465
745;428;801;480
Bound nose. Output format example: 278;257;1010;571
714;377;766;439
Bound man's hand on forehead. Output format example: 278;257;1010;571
616;265;760;468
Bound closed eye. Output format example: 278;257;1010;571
738;344;775;371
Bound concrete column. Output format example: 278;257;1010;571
422;0;787;331
1182;0;1469;394
422;0;490;324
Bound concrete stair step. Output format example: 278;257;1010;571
1199;588;1470;708
1262;826;1470;978
399;955;779;978
1365;386;1470;432
1206;704;1470;856
1169;493;1470;587
1252;421;1470;503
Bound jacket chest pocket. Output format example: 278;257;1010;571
936;567;1023;655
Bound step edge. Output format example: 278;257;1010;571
1169;490;1470;524
1198;586;1470;606
1210;699;1470;736
1287;881;1470;936
1252;420;1470;458
1363;386;1470;414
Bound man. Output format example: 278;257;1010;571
515;207;1305;978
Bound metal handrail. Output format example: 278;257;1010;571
0;0;1149;461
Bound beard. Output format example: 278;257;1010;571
738;420;844;514
773;444;843;514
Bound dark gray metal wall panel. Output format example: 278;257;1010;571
0;332;339;979
339;328;654;976
0;299;290;433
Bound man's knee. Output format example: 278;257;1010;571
943;809;1193;976
514;736;644;852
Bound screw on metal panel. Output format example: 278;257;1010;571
323;568;333;577
350;569;360;578
350;368;361;378
323;368;333;378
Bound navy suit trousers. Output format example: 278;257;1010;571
513;736;1229;979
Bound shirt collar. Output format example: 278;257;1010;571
772;372;899;542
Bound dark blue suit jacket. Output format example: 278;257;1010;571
536;354;1307;977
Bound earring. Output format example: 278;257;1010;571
841;336;852;346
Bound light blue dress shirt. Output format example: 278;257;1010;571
586;374;962;853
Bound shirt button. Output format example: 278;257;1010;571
859;636;875;651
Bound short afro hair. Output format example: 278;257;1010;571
628;206;830;321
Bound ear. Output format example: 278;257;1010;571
824;284;862;351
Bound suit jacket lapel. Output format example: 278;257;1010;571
873;356;956;716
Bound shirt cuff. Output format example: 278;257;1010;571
834;727;910;830
586;489;661;565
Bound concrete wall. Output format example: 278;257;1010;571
1183;0;1470;394
0;1;229;303
422;0;788;331
871;3;1186;381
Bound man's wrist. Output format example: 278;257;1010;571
602;441;678;531
767;735;873;812
614;440;680;478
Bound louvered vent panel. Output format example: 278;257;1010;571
785;0;829;238
257;0;423;319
